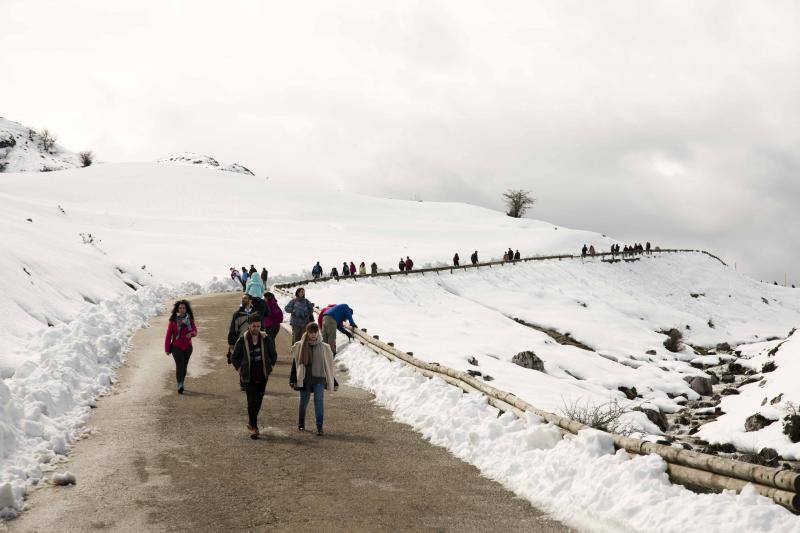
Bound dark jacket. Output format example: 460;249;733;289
231;331;277;384
227;306;256;346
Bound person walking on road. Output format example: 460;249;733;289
248;265;257;277
453;253;460;266
231;316;277;439
164;299;197;394
262;292;283;340
227;294;256;360
260;267;268;286
471;251;479;265
245;272;266;316
290;322;338;435
320;303;356;355
284;287;315;344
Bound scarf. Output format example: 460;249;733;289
299;334;321;366
176;313;191;329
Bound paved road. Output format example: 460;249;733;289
7;293;569;532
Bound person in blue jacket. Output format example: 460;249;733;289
320;304;356;356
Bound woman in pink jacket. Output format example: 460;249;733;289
262;292;284;340
164;299;197;394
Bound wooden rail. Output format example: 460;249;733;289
275;248;800;512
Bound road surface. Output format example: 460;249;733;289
7;292;569;532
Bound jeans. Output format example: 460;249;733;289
299;382;325;430
171;346;193;385
245;381;267;428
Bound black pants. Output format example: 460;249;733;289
245;380;267;428
171;346;193;384
265;325;280;340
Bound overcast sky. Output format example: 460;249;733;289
2;1;799;282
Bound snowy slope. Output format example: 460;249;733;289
0;161;610;370
699;331;800;458
0;118;82;173
302;255;800;433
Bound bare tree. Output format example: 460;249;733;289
39;129;57;153
502;189;535;218
79;151;94;167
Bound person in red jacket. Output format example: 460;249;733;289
404;256;413;271
262;292;284;340
317;304;336;330
164;299;197;394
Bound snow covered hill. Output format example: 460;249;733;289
0;118;83;173
158;152;255;175
0;161;608;370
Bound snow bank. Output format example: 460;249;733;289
0;278;234;515
338;343;800;532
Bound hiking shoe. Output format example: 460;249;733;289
247;425;258;439
177;384;184;394
317;428;324;436
297;426;305;432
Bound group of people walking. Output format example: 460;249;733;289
320;261;380;279
308;248;522;278
164;282;357;440
582;242;654;258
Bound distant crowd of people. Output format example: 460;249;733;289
301;248;527;280
582;242;654;258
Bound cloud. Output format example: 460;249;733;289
1;0;798;282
